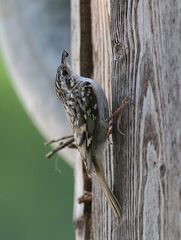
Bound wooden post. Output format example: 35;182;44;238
72;0;181;239
90;0;115;239
71;0;92;239
92;0;181;240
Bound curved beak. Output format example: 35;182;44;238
61;49;69;65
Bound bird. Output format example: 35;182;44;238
55;49;122;218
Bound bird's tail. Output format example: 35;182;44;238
93;158;122;218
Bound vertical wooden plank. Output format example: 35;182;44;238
91;0;112;104
110;0;181;239
71;0;93;239
91;1;116;239
71;3;84;239
91;0;181;239
79;0;93;77
71;0;80;74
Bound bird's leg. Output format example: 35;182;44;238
44;134;74;146
67;142;77;149
108;95;131;122
107;95;133;137
46;137;75;159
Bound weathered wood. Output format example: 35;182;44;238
91;0;116;239
71;0;92;239
91;0;181;239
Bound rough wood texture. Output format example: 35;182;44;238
91;0;116;239
91;0;181;239
71;0;92;239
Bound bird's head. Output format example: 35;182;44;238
56;50;76;93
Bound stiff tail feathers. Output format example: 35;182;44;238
93;158;122;218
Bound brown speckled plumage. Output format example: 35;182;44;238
55;50;121;218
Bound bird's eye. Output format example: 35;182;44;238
62;69;68;76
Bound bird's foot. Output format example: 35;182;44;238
107;95;134;137
45;135;75;158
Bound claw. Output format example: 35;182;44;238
107;94;134;136
44;135;73;146
46;137;74;159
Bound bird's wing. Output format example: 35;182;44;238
73;81;98;174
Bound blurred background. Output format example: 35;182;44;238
0;0;74;239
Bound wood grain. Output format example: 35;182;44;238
71;0;92;239
91;0;116;239
91;0;181;239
